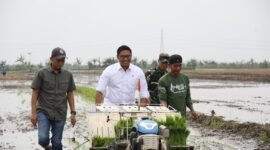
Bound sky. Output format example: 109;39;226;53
0;0;270;64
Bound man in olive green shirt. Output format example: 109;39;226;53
31;47;76;150
158;54;197;118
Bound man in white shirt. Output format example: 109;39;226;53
95;45;150;106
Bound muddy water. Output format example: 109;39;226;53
191;79;270;124
74;74;270;124
0;76;269;149
0;87;95;150
0;86;259;150
187;122;258;150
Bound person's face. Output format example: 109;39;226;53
51;57;65;70
117;50;132;68
158;61;168;71
169;63;181;75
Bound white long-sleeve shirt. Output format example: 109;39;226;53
96;63;149;106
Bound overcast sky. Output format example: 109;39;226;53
0;0;269;64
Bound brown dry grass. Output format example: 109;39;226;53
0;72;33;80
183;68;270;82
1;69;270;82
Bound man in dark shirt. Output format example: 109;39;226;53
145;53;169;104
31;47;76;150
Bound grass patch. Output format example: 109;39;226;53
155;116;190;146
92;136;115;147
75;86;96;102
202;116;224;129
259;132;270;142
194;114;270;144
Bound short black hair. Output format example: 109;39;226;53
117;45;132;56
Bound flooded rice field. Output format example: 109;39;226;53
191;79;270;124
0;87;95;150
0;74;269;149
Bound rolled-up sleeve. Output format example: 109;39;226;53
158;78;167;102
139;69;150;99
185;76;193;108
68;73;76;92
96;68;110;95
31;71;43;90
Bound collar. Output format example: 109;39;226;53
117;63;132;71
156;67;167;73
169;72;180;78
48;65;62;74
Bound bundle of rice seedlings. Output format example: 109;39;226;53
92;136;115;147
114;118;134;140
155;116;190;146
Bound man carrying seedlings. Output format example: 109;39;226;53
145;53;169;104
31;47;76;150
95;45;150;106
158;54;197;118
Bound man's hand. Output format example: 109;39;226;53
191;110;198;120
31;113;37;127
31;90;38;127
140;98;150;107
68;91;76;127
95;91;103;106
70;115;76;127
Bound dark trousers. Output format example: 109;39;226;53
37;112;66;150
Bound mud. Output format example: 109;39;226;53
1;73;270;149
184;69;270;82
188;113;270;149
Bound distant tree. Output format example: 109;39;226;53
16;55;26;65
138;59;148;69
0;60;6;67
198;61;204;68
102;57;117;67
203;60;218;68
37;63;43;69
15;54;27;70
132;57;139;65
186;59;197;70
92;58;97;66
150;60;158;69
74;58;82;70
76;58;82;65
259;60;269;68
87;61;94;70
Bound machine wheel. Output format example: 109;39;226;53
136;138;143;150
131;139;137;150
164;143;170;150
159;139;170;150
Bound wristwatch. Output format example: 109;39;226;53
71;111;76;115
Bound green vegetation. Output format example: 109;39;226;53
259;132;270;142
202;116;224;129
114;118;134;140
194;114;270;144
92;136;115;147
92;118;134;148
1;55;269;72
75;86;96;102
155;116;190;146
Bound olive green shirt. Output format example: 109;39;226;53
158;73;192;116
31;66;76;120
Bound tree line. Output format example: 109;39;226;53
0;55;269;72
